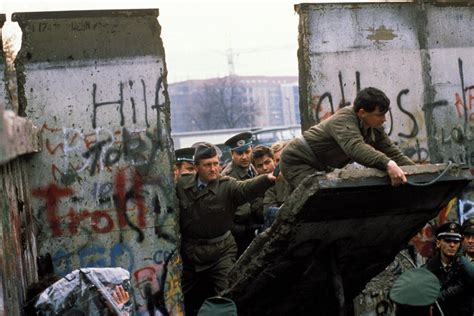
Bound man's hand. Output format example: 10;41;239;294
109;285;130;315
267;172;277;182
112;285;130;305
386;160;408;186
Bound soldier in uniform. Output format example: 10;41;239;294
174;147;195;181
221;132;260;256
462;216;474;262
176;143;275;315
222;132;257;178
425;222;474;316
461;217;474;315
389;268;441;316
280;87;414;190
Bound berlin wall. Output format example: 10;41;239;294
1;13;40;316
296;2;473;314
297;1;473;168
13;10;183;314
0;15;6;109
296;0;474;222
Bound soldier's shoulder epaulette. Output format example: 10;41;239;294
219;176;233;182
177;173;196;188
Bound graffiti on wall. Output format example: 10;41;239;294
308;70;429;163
30;76;182;314
308;57;473;167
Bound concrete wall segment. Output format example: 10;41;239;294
299;4;420;54
15;9;182;314
296;2;474;314
0;110;41;164
296;2;474;166
424;8;474;49
1;14;6;111
12;9;162;62
0;158;38;316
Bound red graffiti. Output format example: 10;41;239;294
409;223;435;258
67;207;83;235
91;210;114;233
115;168;128;228
133;171;146;228
454;88;474;120
115;169;146;230
310;95;335;122
34;169;146;238
66;207;133;235
41;122;62;133
84;129;123;149
133;265;163;299
32;183;74;237
45;138;65;155
67;208;115;235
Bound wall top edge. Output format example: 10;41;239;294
295;1;473;12
12;9;159;22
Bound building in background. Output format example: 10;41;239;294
280;82;300;126
169;75;299;133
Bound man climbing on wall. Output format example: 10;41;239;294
280;87;415;190
176;142;276;315
221;132;261;257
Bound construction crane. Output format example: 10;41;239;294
214;44;293;76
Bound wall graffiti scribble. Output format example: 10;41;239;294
307;61;474;166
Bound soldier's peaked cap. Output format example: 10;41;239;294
435;222;462;241
462;216;474;235
225;132;253;152
389;268;440;306
175;147;195;164
193;142;218;163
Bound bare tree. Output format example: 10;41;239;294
193;76;256;130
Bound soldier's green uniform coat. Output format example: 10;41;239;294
221;162;262;255
263;177;291;214
280;106;414;189
176;172;273;291
221;161;257;181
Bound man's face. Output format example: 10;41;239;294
231;147;252;168
254;155;276;175
195;156;220;182
357;106;387;129
173;165;180;182
463;234;474;256
437;238;461;261
178;161;195;175
273;150;283;165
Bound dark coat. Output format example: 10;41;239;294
176;173;272;240
280;106;414;189
425;254;474;316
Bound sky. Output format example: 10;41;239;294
2;0;302;83
2;0;398;83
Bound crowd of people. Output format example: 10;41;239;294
26;87;473;315
173;87;449;315
390;220;474;315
